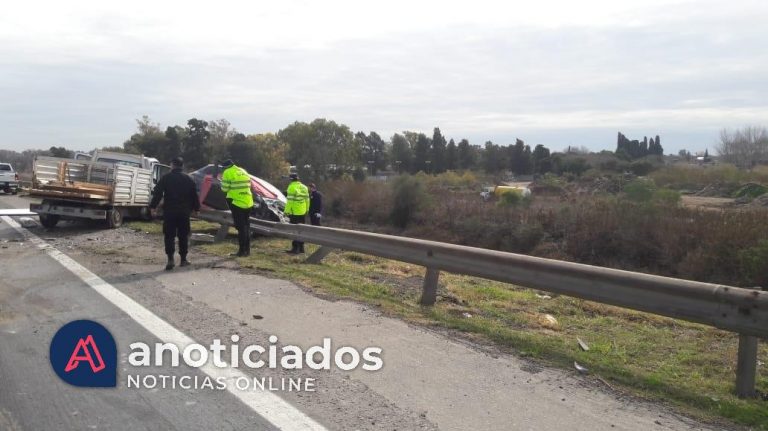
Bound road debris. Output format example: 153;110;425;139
191;233;215;243
573;362;588;374
597;376;614;391
18;217;37;228
462;312;473;318
577;337;590;351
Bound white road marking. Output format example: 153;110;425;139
1;216;327;431
0;209;36;216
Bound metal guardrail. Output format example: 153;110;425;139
197;209;766;398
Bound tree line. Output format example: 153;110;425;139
114;116;570;179
4;115;678;180
0;146;72;173
716;126;768;168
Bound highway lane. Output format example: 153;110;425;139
0;214;285;430
0;195;434;431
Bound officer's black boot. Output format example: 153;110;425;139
165;255;175;271
180;254;191;267
285;241;298;254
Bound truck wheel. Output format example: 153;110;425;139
107;209;124;228
39;214;60;228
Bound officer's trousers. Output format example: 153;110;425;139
163;211;191;257
231;205;252;254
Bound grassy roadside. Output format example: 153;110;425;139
128;220;768;429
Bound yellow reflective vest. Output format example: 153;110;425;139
285;180;309;216
220;165;254;209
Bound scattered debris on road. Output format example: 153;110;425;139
191;233;214;242
577;338;590;351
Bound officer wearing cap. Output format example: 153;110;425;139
220;159;254;257
149;156;200;270
284;172;309;254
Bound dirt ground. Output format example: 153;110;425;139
681;195;735;210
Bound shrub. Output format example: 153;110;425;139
652;188;681;206
738;240;768;287
629;160;655;176
623;179;656;202
650;164;768;191
732;183;767;199
330;197;345;217
352;167;366;182
497;190;523;207
390;175;428;228
501;223;544;253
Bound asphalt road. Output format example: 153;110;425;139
0;200;283;430
0;194;732;430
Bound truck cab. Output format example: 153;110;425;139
0;163;19;194
75;150;169;186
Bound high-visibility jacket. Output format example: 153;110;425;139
220;165;254;209
285;180;309;216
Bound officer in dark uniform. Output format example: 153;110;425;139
149;157;201;270
309;183;323;226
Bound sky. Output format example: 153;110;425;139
1;0;766;154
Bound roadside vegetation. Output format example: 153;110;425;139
126;218;768;429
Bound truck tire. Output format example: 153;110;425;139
107;209;124;228
39;214;60;228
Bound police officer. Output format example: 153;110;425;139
149;157;200;270
308;183;323;226
220;159;254;257
285;173;309;254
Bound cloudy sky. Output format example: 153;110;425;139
1;0;766;154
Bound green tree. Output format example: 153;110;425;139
481;141;506;174
279;119;360;180
122;115;166;157
358;131;387;175
457;139;476;170
431;127;447;173
162;126;184;164
48;146;72;158
531;144;551;174
389;133;412;173
411;132;431;173
508;139;532;175
446;138;457;171
208;118;236;162
221;133;289;181
182;118;210;168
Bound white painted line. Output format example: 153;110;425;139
0;209;36;216
1;216;327;431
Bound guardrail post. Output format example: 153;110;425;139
305;246;334;264
214;224;229;242
735;334;758;398
419;267;440;306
